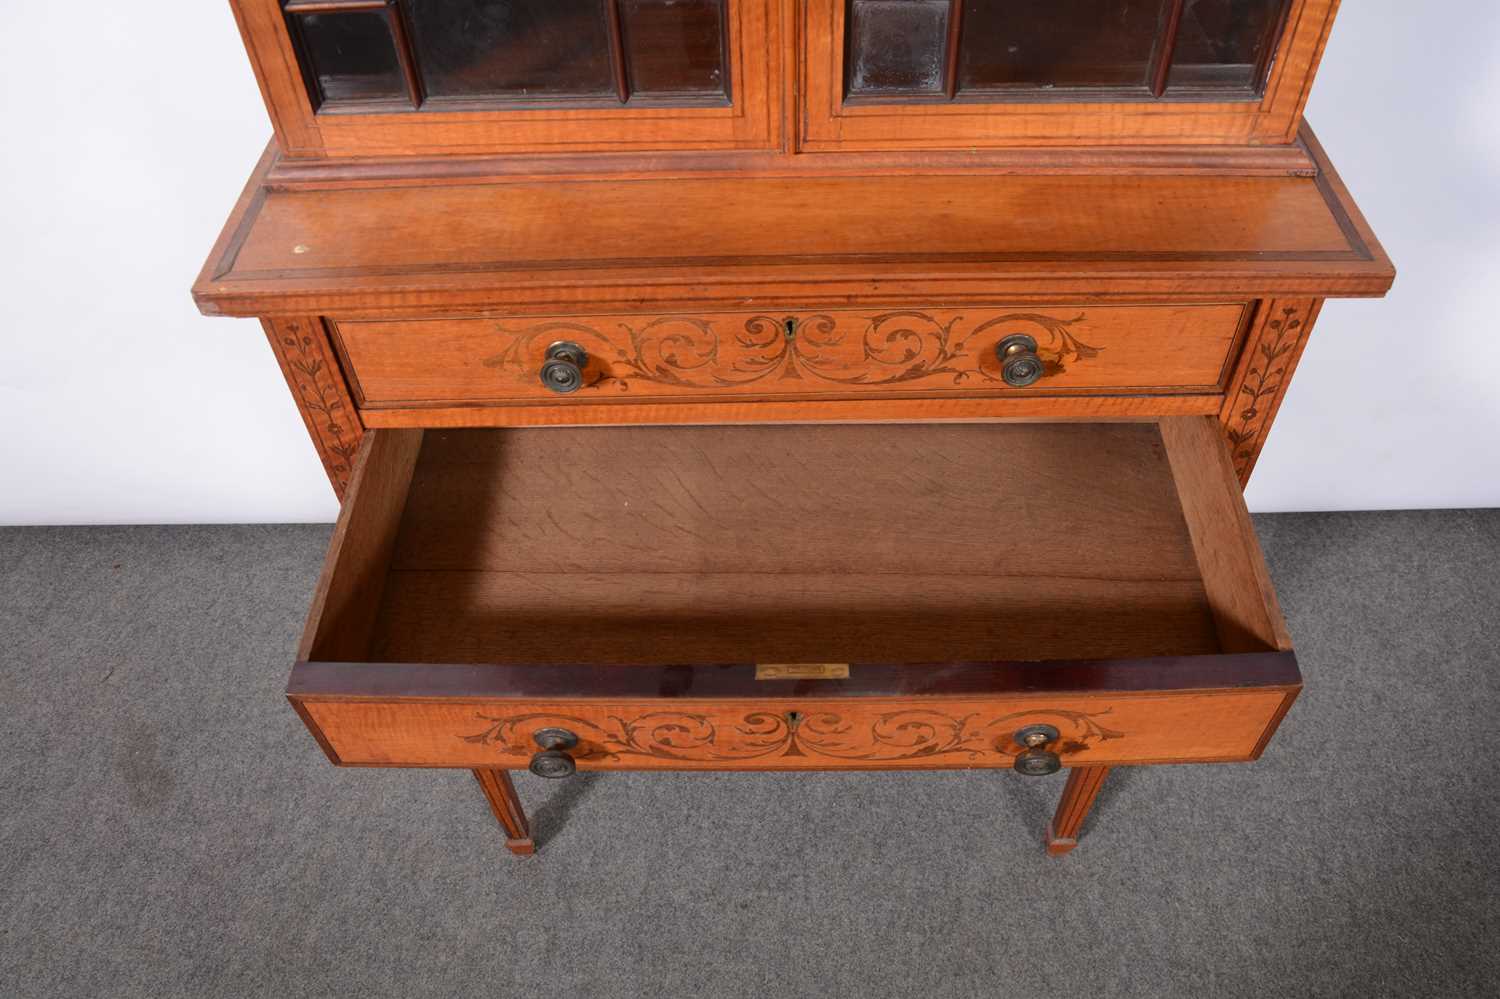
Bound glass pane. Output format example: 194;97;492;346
957;0;1165;92
621;0;728;98
406;0;616;100
1168;0;1288;92
292;11;407;106
847;0;950;97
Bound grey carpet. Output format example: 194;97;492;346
0;512;1496;998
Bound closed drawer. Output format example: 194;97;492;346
288;417;1299;772
333;303;1251;408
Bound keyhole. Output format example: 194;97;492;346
783;317;798;340
787;710;803;730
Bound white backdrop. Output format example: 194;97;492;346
1;2;1496;525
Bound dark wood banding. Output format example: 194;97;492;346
1249;686;1303;759
289;652;1301;701
288;695;345;764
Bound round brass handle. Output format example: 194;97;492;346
996;334;1044;388
1012;723;1062;777
539;340;588;394
529;728;579;779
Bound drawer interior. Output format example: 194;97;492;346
300;419;1290;669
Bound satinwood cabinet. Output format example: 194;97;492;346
197;0;1392;856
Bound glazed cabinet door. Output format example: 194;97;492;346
233;0;780;156
802;0;1338;150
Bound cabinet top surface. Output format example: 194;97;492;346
194;125;1392;318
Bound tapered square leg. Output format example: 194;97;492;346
473;769;535;856
1045;765;1111;856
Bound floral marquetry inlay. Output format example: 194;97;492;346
263;318;363;497
1220;300;1318;484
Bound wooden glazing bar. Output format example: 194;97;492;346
605;0;632;103
1151;0;1189;97
942;0;964;100
1252;0;1298;90
386;1;425;109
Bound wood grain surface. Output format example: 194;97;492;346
355;393;1223;430
298;429;422;663
1162;416;1292;652
368;423;1220;664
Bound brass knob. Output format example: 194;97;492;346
539;340;588;394
996;334;1044;388
529;728;579;779
1011;724;1062;777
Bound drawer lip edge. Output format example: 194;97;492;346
287;651;1301;702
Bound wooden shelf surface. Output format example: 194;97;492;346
194;127;1393;318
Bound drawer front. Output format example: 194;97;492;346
335;304;1250;407
289;659;1301;771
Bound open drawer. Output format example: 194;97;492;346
288;418;1299;773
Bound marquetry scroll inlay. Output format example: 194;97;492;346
486;311;1103;392
460;706;1125;764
